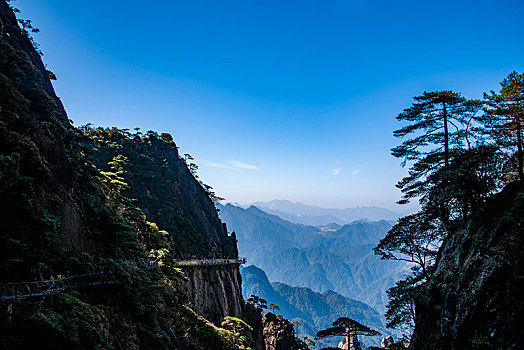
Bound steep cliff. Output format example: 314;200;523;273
86;129;243;323
0;1;242;348
0;0;93;256
410;182;524;349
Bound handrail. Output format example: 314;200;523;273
171;258;246;267
0;272;116;301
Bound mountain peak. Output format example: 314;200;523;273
249;199;401;226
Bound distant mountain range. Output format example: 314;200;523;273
241;265;388;349
248;199;400;226
217;203;410;314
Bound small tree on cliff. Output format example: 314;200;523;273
383;273;424;335
374;212;445;279
220;316;253;350
246;295;267;310
269;303;280;313
316;317;380;350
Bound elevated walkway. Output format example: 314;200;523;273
1;258;246;301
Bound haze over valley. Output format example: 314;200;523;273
217;202;410;314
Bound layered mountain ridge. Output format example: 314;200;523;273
241;265;387;348
217;202;409;313
250;199;400;226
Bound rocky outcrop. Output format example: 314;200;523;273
242;307;307;350
380;336;394;348
88;131;244;323
410;182;524;349
261;312;305;350
176;265;243;324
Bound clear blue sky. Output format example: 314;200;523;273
15;0;524;210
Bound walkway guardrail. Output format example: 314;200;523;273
171;258;247;267
0;272;116;301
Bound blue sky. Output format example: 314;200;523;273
15;0;524;210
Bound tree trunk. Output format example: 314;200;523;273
517;117;523;181
440;101;450;227
443;101;449;167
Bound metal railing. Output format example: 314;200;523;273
0;272;116;301
171;258;247;267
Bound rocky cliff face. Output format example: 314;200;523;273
261;312;306;350
176;265;243;324
87;131;244;323
410;183;524;349
0;0;94;253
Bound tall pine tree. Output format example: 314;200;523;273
392;91;481;204
482;71;524;181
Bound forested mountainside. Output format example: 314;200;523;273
241;265;387;349
217;203;408;313
84;129;243;324
0;2;307;349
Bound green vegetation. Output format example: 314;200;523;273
246;294;268;310
376;71;524;341
79;125;228;257
481;71;524;181
220;316;254;350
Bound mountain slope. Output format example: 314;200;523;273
218;203;408;313
241;265;386;348
411;182;524;349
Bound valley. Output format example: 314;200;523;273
217;203;409;315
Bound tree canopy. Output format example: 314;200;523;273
392;90;481;205
316;317;380;338
481;71;524;181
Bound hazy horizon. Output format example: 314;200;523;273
223;198;408;212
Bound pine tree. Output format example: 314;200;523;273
374;213;444;278
482;71;524;181
316;317;380;350
269;303;280;313
392;91;481;204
